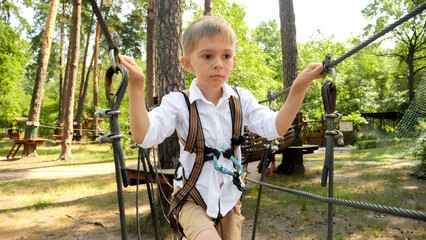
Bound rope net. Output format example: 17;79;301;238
394;73;426;139
385;72;426;158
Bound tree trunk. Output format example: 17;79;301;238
154;0;185;169
279;0;298;98
58;0;81;161
276;0;303;175
23;0;59;157
92;0;104;138
61;43;72;124
145;0;155;107
204;0;213;16
58;1;65;125
75;13;95;140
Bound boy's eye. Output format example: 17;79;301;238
203;55;211;59
223;54;231;59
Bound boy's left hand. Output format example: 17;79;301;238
300;63;324;81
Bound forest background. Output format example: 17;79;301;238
0;0;425;154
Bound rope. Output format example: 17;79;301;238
87;0;117;53
326;2;426;70
246;177;426;221
139;148;164;240
251;143;275;240
87;1;130;239
258;87;290;104
38;124;104;133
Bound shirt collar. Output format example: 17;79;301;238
188;79;238;104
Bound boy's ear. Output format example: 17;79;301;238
180;57;194;72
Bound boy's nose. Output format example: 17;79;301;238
213;59;224;69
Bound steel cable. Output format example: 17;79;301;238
328;2;426;69
247;177;426;221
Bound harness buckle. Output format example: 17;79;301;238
232;135;245;146
233;172;247;192
223;148;234;159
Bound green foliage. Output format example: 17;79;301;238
252;20;283;83
411;136;426;160
362;0;426;103
298;30;407;131
355;138;411;149
0;21;32;127
298;32;347;120
0;0;31;31
356;130;386;142
120;1;147;60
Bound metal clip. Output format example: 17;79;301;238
109;49;117;71
323;68;336;84
325;130;343;138
264;143;279;151
325;113;342;120
94;109;122;118
96;133;123;143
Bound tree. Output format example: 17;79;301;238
276;0;303;174
362;0;426;104
57;1;66;126
120;1;147;60
91;0;104;138
252;20;283;83
145;0;155;107
0;21;31;127
58;0;81;161
75;12;95;139
0;0;31;31
154;0;185;169
23;0;59;157
204;0;213;16
279;0;298;97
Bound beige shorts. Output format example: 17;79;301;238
174;187;245;240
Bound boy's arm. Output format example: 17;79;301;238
275;63;324;136
120;55;149;144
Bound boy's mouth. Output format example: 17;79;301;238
211;74;224;79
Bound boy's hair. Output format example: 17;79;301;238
181;16;236;56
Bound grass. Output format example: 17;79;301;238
0;139;424;239
242;144;425;239
0;139;139;172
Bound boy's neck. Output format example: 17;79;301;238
197;83;223;105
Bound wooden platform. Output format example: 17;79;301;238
282;144;319;154
275;144;319;174
126;165;175;205
7;139;46;159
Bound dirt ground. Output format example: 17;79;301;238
0;148;425;240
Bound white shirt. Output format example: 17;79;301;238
140;79;279;218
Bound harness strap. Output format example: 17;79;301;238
169;90;205;239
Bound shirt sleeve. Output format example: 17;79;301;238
238;87;280;140
139;92;185;148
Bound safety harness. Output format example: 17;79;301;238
169;86;246;239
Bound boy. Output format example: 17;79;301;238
121;16;323;240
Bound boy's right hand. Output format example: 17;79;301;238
119;55;145;86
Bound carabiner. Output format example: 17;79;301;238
212;148;244;176
323;68;336;85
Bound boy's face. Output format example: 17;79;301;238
180;34;236;91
